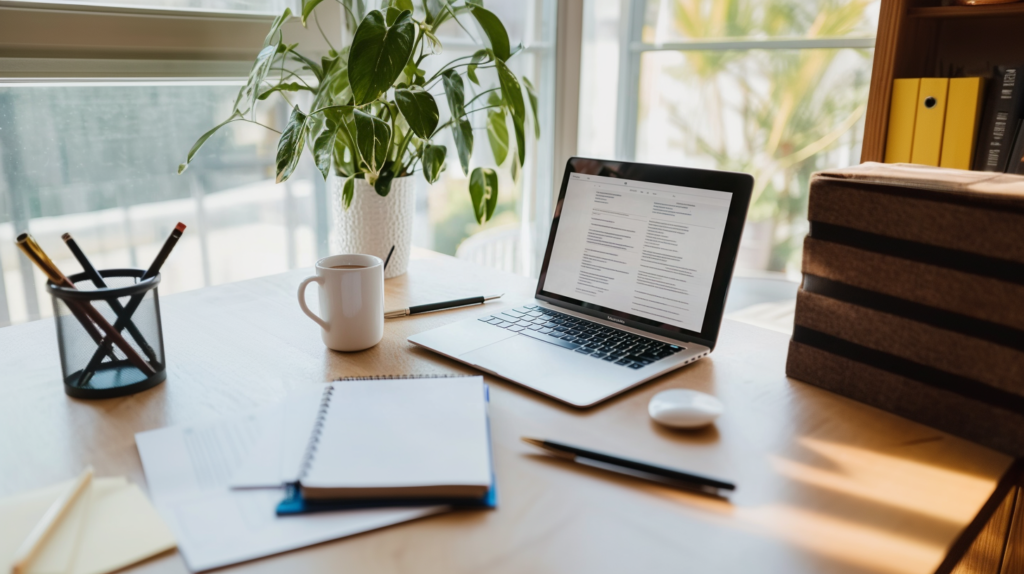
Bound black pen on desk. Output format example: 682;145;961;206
385;294;504;319
522;438;735;495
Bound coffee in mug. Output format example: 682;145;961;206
297;254;384;351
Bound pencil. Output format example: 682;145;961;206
11;466;93;574
62;233;159;363
16;234;155;376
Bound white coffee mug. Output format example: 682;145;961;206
297;254;384;352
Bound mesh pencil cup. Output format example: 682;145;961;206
45;268;167;399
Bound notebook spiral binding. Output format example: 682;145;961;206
297;375;475;481
297;384;335;482
334;374;475;381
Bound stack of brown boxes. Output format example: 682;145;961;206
786;162;1024;455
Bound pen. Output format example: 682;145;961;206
385;294;504;318
62;232;159;363
11;466;93;574
522;438;736;495
80;222;186;377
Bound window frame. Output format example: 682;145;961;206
612;0;876;161
0;0;339;78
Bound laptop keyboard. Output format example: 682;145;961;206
478;305;685;369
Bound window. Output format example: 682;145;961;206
0;0;560;327
579;0;878;277
409;1;558;277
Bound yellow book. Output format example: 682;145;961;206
885;78;920;163
939;77;985;170
910;78;950;166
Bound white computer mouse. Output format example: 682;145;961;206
648;389;723;429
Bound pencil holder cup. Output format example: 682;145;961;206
45;268;166;399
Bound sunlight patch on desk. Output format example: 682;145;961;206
773;437;998;522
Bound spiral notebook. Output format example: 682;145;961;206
276;375;495;515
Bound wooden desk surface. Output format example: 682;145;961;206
0;249;1013;574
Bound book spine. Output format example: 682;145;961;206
973;66;1024;172
1007;119;1024;174
910;78;950;167
940;77;986;170
885;78;920;163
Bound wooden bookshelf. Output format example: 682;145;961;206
861;0;1024;163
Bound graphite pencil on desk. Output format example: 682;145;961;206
522;438;735;495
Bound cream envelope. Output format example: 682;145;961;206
0;476;176;574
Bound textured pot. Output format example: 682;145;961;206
330;175;415;279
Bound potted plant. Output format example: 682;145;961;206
178;0;539;278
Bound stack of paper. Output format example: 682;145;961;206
0;476;176;574
135;385;447;572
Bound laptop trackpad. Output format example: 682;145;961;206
459;335;617;406
408;319;517;357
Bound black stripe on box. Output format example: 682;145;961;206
808;222;1024;285
803;275;1024;353
791;325;1024;416
820;179;1024;216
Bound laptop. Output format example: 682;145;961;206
409;157;753;407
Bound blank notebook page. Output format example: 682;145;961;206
301;377;491;493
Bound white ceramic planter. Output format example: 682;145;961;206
330;175;415;279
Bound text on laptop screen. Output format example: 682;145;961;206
541;173;733;332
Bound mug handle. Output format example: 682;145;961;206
297;276;330;331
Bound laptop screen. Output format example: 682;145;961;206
539;171;735;334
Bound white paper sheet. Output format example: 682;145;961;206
136;404;446;572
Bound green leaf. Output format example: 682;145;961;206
276;106;308;183
423;0;445;25
523;76;540;138
257;82;313;100
510;148;520;183
512;110;526;168
395;0;413;10
313;117;340;180
342;175;356;209
178;113;241;174
385;5;401;25
441;69;466;119
495;57;525;123
301;0;323;26
264;8;291;47
469;6;509;61
422;143;446;184
374;162;396;196
469;167;498;224
394;87;439;139
486;108;508;165
354;109;392;175
233;45;277;116
326;107;358;153
451;118;473;176
348;9;416;105
315;49;352;109
290;51;324;83
422;29;442;56
466;49;488;85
